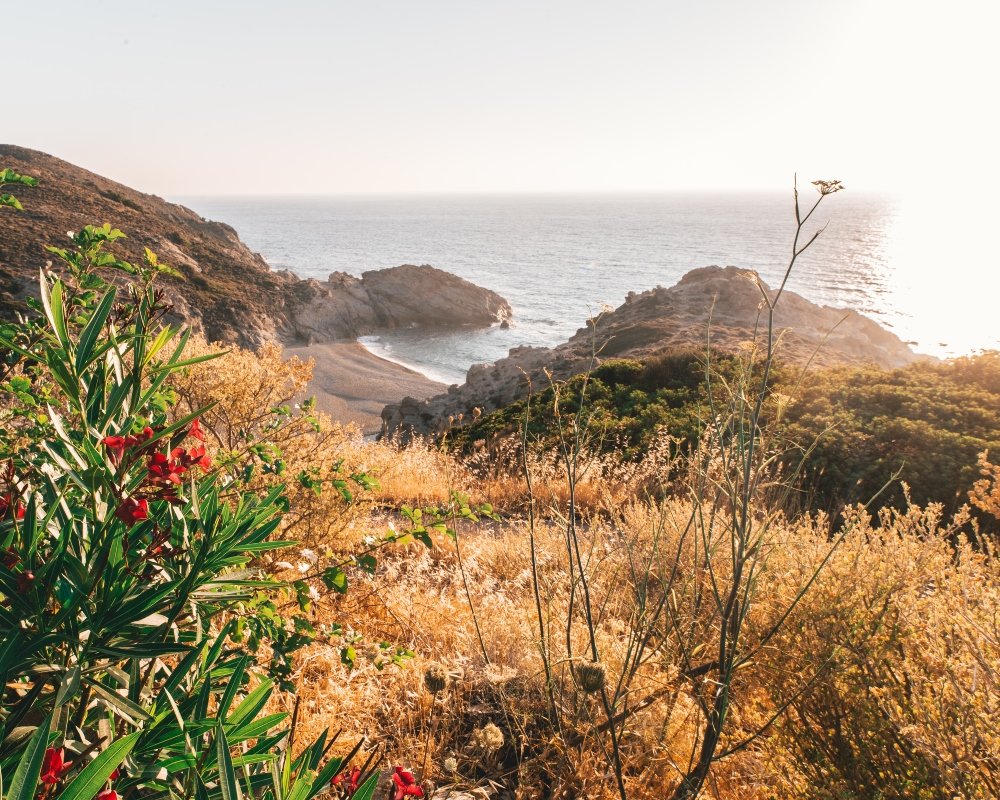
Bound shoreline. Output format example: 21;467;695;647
356;335;465;386
284;341;446;436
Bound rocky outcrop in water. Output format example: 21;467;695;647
381;265;923;440
0;145;510;348
288;265;510;343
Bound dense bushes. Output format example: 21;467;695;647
452;352;739;462
784;355;1000;515
455;348;1000;519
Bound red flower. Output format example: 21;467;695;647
331;765;361;796
102;434;127;452
96;791;119;800
40;747;71;784
177;445;211;471
391;766;424;799
188;418;205;442
109;767;120;780
104;427;155;464
0;493;24;520
115;497;149;527
147;452;188;485
124;426;155;449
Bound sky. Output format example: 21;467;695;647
4;0;997;198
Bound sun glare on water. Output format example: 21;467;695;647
879;192;999;358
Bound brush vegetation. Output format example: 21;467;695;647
452;350;1000;522
1;172;998;800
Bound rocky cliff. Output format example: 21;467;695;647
0;146;510;348
288;265;510;343
381;265;923;439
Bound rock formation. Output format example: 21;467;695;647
381;265;923;439
0;145;510;348
288;265;510;343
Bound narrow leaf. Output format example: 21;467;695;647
58;732;140;800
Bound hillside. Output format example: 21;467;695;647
0;145;511;348
382;265;923;438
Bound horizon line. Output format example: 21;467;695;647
173;186;890;200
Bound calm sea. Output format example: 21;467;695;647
179;193;994;385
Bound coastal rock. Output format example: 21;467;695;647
290;265;511;341
381;265;922;440
0;145;510;347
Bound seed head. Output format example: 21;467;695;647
811;179;845;195
473;722;504;752
423;662;449;695
576;660;606;694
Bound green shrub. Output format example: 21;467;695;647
0;174;379;799
783;358;1000;515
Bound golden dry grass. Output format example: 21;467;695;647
169;339;1000;800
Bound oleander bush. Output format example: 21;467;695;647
0;173;383;800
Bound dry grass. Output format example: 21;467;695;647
169;339;1000;800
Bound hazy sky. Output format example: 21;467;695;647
3;0;996;198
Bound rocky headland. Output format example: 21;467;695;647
0;145;510;348
381;265;923;439
1;146;926;441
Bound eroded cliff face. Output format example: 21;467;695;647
381;265;924;439
0;146;510;347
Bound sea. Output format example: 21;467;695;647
178;193;997;386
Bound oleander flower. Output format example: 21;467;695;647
0;492;25;520
173;445;211;471
331;765;361;796
40;747;70;784
391;766;424;799
115;497;150;527
103;427;155;464
147;452;188;485
188;417;205;441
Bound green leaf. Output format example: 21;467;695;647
226;678;274;728
6;714;50;800
229;713;288;743
285;771;317;800
48;279;70;351
1;193;24;211
53;665;81;708
352;772;380;800
321;567;348;594
85;678;154;723
309;756;344;796
215;721;240;800
58;732;140;800
75;287;117;372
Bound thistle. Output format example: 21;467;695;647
423;662;449;695
576;660;607;694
